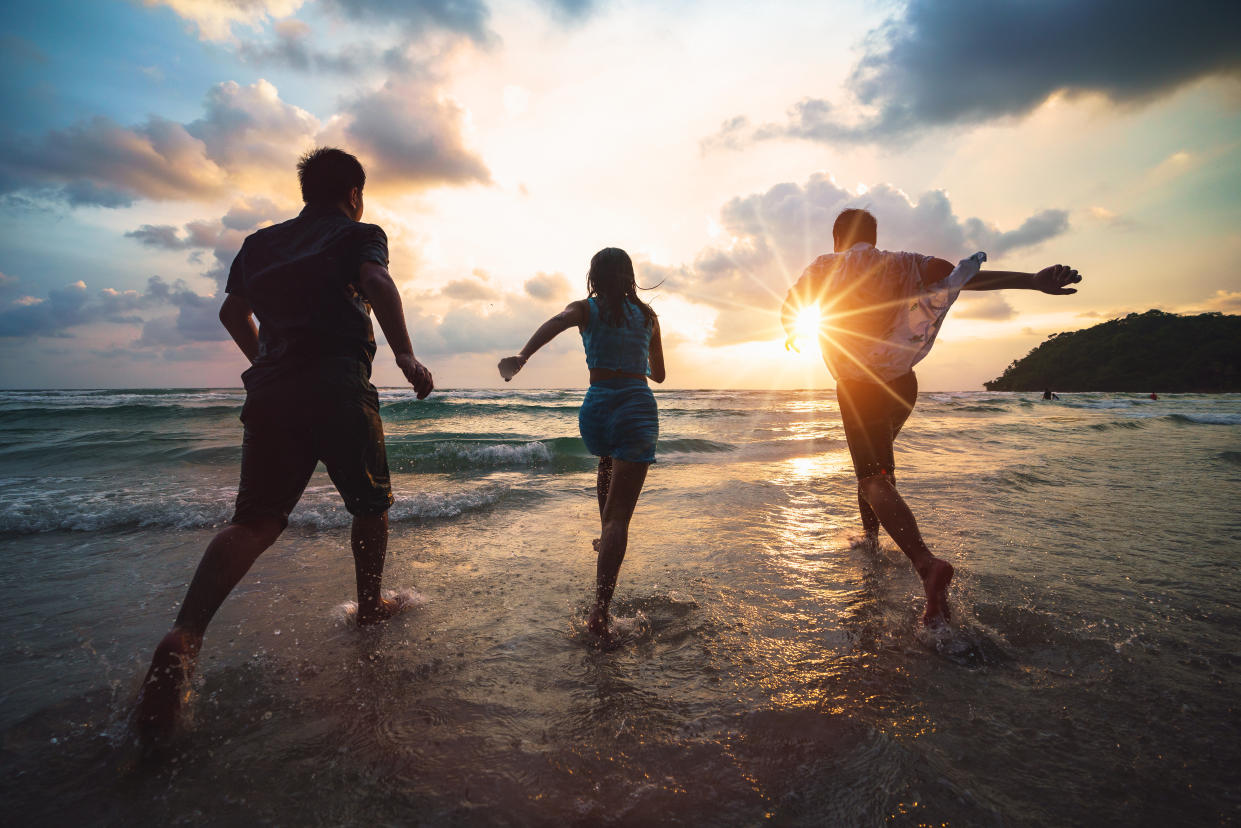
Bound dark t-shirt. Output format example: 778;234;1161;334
225;203;388;384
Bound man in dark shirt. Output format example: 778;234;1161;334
135;147;434;741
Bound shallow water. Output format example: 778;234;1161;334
2;389;1239;825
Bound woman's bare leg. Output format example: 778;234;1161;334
587;458;648;637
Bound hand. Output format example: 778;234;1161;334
497;355;527;382
1033;264;1081;295
784;333;800;353
395;353;434;399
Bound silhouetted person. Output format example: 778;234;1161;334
1043;388;1059;400
781;208;1081;625
498;248;665;641
1150;392;1158;400
135;147;434;742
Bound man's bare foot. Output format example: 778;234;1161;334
592;538;600;552
919;558;954;626
357;595;408;626
586;604;611;641
134;627;201;743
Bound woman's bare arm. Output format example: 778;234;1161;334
498;300;588;381
648;317;666;383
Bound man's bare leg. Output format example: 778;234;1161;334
352;511;402;625
587;459;648;638
858;471;895;547
858;473;953;625
858;484;881;547
135;516;284;740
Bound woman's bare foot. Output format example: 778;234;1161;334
134;627;201;743
357;595;408;626
919;558;954;626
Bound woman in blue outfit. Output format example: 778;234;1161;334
499;248;665;639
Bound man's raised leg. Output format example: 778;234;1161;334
858;473;953;625
135;516;284;740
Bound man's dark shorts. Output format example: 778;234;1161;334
836;371;918;480
232;358;393;526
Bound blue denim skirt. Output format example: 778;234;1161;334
578;378;658;463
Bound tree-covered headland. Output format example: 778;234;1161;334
984;310;1241;392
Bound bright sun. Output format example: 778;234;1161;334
794;306;822;339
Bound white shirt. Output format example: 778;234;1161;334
793;243;986;383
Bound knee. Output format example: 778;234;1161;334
600;516;630;536
858;473;893;503
233;516;284;547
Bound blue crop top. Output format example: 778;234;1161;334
581;297;652;376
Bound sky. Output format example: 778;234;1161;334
1;0;1238;390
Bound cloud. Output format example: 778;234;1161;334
319;0;493;43
1088;206;1141;230
963;209;1070;259
186;79;320;182
126;224;191;250
536;0;599;23
440;273;500;302
0;276;182;338
143;0;305;42
706;0;1241;149
0;115;229;206
672;172;1069;345
237;19;361;73
1;75;489;206
954;294;1016;321
524;271;571;303
334;78;491;189
1193;290;1241;314
222;196;283;230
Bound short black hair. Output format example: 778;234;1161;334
297;147;365;204
833;208;877;251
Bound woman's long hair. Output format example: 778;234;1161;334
587;247;657;328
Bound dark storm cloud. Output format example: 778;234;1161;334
705;0;1241;149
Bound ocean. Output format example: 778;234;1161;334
1;387;1239;825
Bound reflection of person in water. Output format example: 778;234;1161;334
1043;388;1060;401
781;208;1082;626
498;248;665;641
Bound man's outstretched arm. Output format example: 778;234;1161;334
358;261;434;399
963;263;1081;294
219;294;259;363
923;258;1082;294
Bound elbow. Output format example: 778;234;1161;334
218;299;240;326
651;368;666;384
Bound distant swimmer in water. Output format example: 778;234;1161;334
498;248;665;641
781;208;1082;626
134;148;434;743
1150;392;1159;400
1043;388;1060;401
